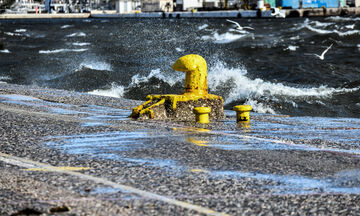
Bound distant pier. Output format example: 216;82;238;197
0;13;90;19
91;8;360;18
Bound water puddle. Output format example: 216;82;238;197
44;127;360;195
210;169;360;195
0;94;131;126
45;130;181;172
181;127;360;156
251;116;360;146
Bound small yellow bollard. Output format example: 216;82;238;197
193;107;211;124
233;105;252;123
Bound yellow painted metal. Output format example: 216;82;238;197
189;169;209;173
193;107;211;124
233;105;252;123
172;127;211;133
172;54;208;96
131;54;224;120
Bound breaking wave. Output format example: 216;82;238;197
299;19;360;37
88;59;359;114
207;61;358;113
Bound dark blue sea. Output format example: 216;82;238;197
1;17;360;117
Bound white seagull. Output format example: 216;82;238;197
306;44;333;60
226;19;254;31
313;44;333;60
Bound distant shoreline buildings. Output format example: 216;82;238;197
0;0;359;15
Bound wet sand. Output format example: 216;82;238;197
1;83;360;215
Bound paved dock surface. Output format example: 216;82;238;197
1;83;360;215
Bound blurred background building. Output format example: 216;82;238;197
0;0;359;13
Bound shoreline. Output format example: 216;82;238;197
0;7;360;19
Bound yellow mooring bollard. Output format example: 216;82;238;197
193;107;211;124
130;54;225;121
172;54;208;96
233;105;252;123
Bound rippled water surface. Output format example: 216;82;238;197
1;17;360;117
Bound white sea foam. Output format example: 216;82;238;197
202;32;247;44
79;61;112;71
175;47;184;52
299;19;360;36
345;24;355;29
290;35;300;40
39;48;88;54
130;68;183;87
326;16;360;22
88;84;124;98
61;25;73;29
4;32;21;36
15;29;27;33
284;45;298;51
245;99;277;114
66;32;86;37
198;24;209;30
207;61;359;113
305;25;360;37
312;21;333;27
0;76;11;82
0;49;10;53
73;42;91;46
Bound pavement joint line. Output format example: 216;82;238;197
0;152;230;216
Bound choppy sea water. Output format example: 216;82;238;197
1;17;360;117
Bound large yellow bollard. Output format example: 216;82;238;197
130;54;224;121
233;105;252;123
193;107;211;124
172;54;208;96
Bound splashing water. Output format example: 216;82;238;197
130;68;183;87
79;60;112;71
88;83;125;98
202;32;248;44
198;24;209;30
207;61;359;113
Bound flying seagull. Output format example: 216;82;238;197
226;19;254;30
313;44;333;60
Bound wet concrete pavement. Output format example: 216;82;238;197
1;83;360;215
